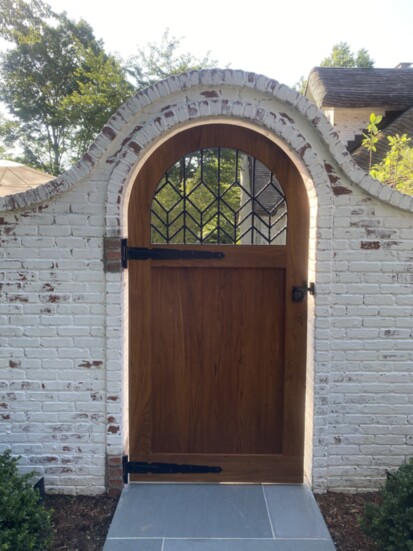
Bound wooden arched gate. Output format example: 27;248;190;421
126;124;309;482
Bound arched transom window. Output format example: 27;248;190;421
151;147;287;245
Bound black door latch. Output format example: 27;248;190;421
292;282;315;302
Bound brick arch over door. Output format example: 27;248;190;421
2;70;410;215
92;70;412;491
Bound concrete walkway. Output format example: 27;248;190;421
104;483;335;550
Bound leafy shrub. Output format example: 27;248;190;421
0;449;52;550
361;458;413;550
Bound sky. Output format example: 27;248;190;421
37;0;413;88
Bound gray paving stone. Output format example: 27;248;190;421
263;484;332;539
104;483;336;550
106;483;273;539
103;539;162;551
164;539;336;550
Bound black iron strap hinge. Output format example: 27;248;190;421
121;238;224;268
292;282;315;302
122;456;222;482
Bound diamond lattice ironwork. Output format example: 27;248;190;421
150;148;287;245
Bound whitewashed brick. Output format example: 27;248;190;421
0;70;412;495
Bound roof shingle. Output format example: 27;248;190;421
307;67;413;109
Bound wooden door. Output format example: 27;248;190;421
128;125;309;482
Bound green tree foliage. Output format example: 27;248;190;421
362;113;413;195
362;112;383;169
355;48;376;69
370;134;413;195
0;0;133;175
320;41;375;68
0;1;217;175
294;42;375;94
128;28;217;90
0;449;52;550
293;75;308;95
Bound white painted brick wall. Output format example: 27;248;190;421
1;70;412;495
314;190;413;492
0;182;108;495
323;107;386;147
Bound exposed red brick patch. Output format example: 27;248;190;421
107;395;119;402
105;249;121;261
129;141;142;154
108;487;122;498
351;219;380;228
102;126;117;140
106;261;122;273
333;186;352;195
9;360;21;369
79;360;103;368
107;416;116;423
254;107;265;122
201;90;219;98
8;294;29;303
106;452;124;496
324;162;340;184
29;456;58;464
188;104;198;117
366;228;396;239
90;392;103;401
73;413;88;420
104;237;122;273
107;456;122;466
47;466;73;474
40;294;69;303
298;143;311;158
82;152;95;167
107;425;120;434
361;241;381;249
280;112;295;124
1;414;10;420
42;283;55;292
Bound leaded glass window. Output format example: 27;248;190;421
151;147;287;245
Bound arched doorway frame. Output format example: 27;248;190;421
101;72;345;491
112;117;331;488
